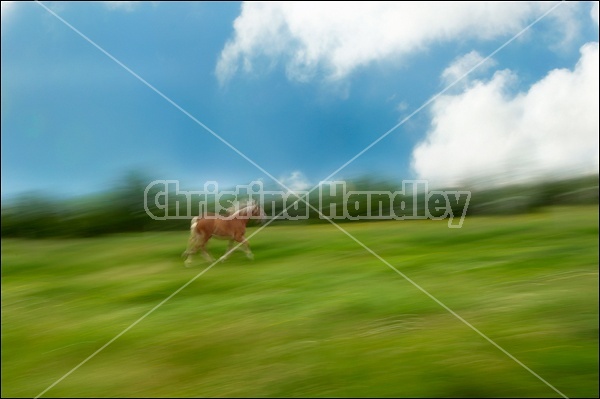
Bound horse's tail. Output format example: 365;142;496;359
183;216;200;260
191;216;199;231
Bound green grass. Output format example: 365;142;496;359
2;206;598;398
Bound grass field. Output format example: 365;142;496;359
2;206;598;398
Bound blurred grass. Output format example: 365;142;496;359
1;206;598;398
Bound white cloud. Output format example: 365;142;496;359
216;2;576;84
396;101;409;112
411;42;599;188
279;171;311;193
441;51;497;88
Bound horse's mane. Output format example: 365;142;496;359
227;199;261;218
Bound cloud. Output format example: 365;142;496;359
411;42;599;188
216;2;575;84
441;51;497;88
278;171;311;192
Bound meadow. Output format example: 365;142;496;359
2;206;598;398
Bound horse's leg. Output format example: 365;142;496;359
183;230;200;266
234;235;253;260
242;237;254;260
184;234;214;265
219;240;236;262
199;235;215;262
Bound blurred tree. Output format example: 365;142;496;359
1;173;597;238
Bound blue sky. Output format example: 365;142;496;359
1;2;598;198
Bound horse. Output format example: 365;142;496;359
182;200;265;265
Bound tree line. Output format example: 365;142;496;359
1;173;597;239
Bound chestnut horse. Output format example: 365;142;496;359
182;200;265;265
